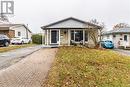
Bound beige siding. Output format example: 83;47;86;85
45;29;99;47
44;30;50;45
60;29;68;45
47;30;50;45
87;29;99;47
44;30;47;45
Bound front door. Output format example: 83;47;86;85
51;30;59;44
123;34;129;47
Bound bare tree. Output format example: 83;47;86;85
113;23;130;29
88;28;99;47
99;22;105;48
88;19;104;48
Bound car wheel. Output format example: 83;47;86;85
4;42;9;47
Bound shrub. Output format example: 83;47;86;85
32;34;42;44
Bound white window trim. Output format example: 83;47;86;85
18;31;21;37
50;29;59;44
70;29;88;43
68;29;70;46
85;30;89;43
47;30;48;45
59;29;60;45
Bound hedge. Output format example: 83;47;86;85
32;34;42;44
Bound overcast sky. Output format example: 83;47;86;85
9;0;130;33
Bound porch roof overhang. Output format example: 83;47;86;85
0;27;10;30
41;17;102;30
42;27;101;30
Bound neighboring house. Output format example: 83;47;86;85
0;24;32;39
102;28;130;48
41;17;102;46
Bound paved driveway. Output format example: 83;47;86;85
0;48;57;87
113;49;130;56
0;45;42;70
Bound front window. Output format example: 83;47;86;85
124;35;127;41
71;30;88;42
18;32;21;36
75;30;83;41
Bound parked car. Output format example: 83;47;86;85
0;34;10;47
11;37;31;44
101;40;114;49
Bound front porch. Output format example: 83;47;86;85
44;29;91;46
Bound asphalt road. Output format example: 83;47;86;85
113;49;130;56
0;45;42;70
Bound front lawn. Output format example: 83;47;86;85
0;44;36;53
44;47;130;87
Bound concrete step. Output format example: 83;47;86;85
125;46;130;50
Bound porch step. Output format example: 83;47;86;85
125;46;130;50
42;45;59;48
118;46;125;49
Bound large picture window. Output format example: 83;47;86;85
75;30;83;41
71;30;88;42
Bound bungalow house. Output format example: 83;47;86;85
0;24;32;39
102;28;130;48
41;17;102;47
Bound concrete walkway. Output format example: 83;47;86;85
114;49;130;56
0;48;57;87
0;45;42;70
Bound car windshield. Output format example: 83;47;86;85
104;41;112;43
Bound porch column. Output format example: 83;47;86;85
45;30;47;45
59;29;60;45
47;30;49;45
83;29;85;45
68;29;70;46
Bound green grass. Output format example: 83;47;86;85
44;47;130;87
0;44;36;53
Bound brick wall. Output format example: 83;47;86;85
0;30;15;38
